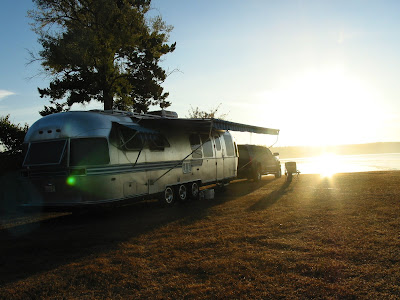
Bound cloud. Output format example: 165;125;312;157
0;90;16;100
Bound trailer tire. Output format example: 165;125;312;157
177;184;188;202
161;186;175;205
190;182;200;200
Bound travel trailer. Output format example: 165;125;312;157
20;110;279;209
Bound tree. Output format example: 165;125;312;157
29;0;176;115
187;104;228;119
0;115;28;155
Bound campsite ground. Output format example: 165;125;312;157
1;172;400;299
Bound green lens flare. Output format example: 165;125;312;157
66;176;76;186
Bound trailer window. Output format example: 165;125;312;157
70;138;110;166
223;134;234;156
201;135;214;158
24;140;67;166
119;126;143;150
147;134;170;151
189;134;202;159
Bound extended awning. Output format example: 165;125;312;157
137;117;279;135
211;119;279;135
116;122;160;134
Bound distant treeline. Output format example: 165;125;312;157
271;142;400;159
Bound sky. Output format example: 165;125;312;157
1;0;400;147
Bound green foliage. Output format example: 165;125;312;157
0;115;28;154
29;0;176;115
40;100;69;116
187;104;228;119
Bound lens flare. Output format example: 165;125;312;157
66;176;76;186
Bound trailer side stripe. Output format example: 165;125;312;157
86;159;203;176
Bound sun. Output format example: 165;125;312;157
315;153;341;178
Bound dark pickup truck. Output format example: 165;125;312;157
237;144;281;181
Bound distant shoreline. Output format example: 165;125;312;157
279;152;400;161
271;142;400;159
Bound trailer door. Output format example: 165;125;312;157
200;134;216;184
222;132;237;179
213;135;224;181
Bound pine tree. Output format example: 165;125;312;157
29;0;176;115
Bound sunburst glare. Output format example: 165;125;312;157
315;153;341;178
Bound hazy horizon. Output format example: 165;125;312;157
271;141;400;159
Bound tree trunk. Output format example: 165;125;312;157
103;91;113;110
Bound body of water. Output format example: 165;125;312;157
281;153;400;175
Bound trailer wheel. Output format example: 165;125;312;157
177;184;188;202
190;182;200;200
162;186;175;205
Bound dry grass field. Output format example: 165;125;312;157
1;171;400;299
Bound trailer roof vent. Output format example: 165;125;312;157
147;110;178;118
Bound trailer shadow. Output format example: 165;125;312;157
247;179;294;212
0;178;274;286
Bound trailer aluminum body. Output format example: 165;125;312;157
20;110;279;209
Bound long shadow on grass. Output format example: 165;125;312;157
247;180;292;211
177;178;277;225
0;179;272;286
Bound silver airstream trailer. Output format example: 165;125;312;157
20;110;279;209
